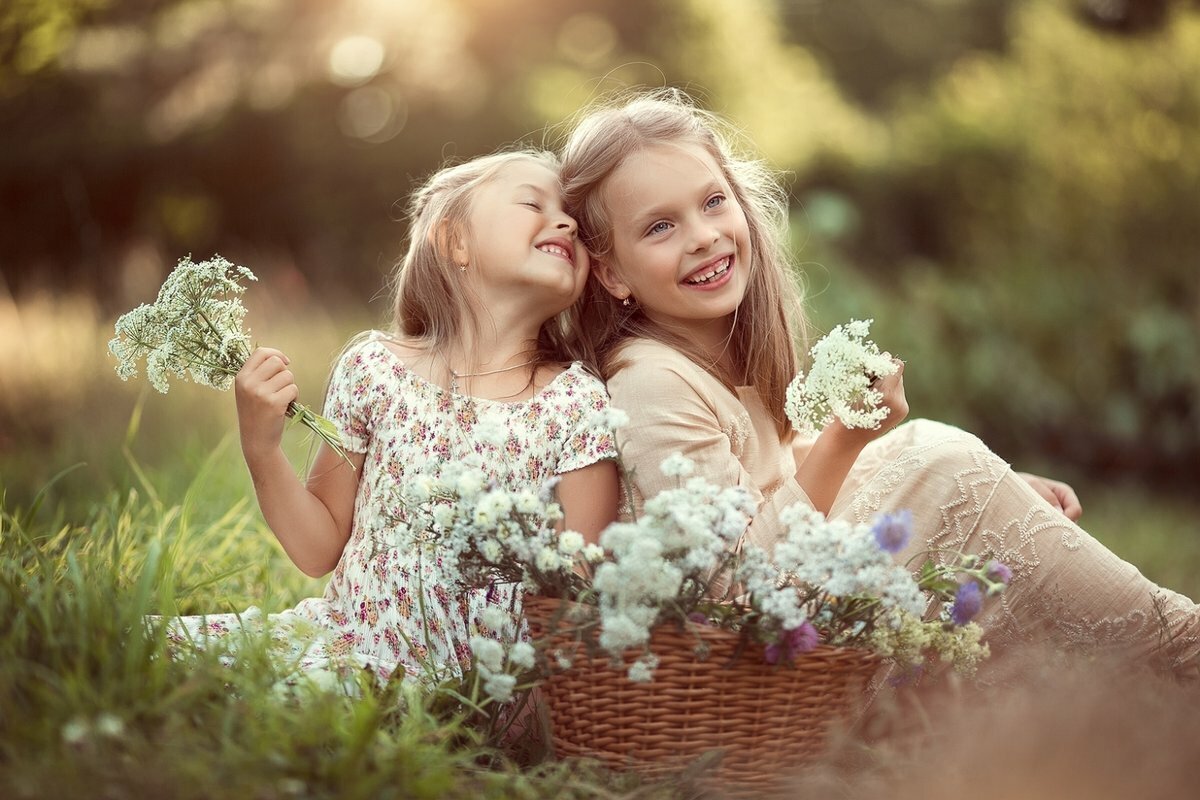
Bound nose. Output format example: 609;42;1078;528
554;212;578;237
687;222;720;253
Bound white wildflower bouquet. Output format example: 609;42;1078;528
785;318;899;433
108;255;346;459
584;455;1008;682
401;441;1009;700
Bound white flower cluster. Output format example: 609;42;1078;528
784;318;898;433
592;454;756;681
399;462;605;703
773;505;926;619
109;255;256;393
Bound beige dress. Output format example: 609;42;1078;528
607;338;1200;673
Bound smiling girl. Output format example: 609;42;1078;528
560;90;1199;671
168;150;619;684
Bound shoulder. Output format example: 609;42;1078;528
547;361;610;401
607;338;722;397
335;331;431;373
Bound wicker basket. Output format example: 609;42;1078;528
524;595;880;790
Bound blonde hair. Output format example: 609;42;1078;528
388;149;589;368
560;88;808;435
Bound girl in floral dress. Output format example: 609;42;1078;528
558;90;1200;673
168;150;619;685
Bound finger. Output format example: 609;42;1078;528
1053;483;1083;521
263;369;297;395
245;347;291;371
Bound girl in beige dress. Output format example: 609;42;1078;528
559;89;1199;674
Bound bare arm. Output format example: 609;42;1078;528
556;459;620;544
236;347;362;577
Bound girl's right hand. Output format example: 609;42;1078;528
827;355;909;446
235;347;300;463
870;354;909;435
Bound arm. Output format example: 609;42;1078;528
236;347;363;577
556;460;620;544
607;357;808;555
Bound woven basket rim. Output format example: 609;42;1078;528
522;592;880;669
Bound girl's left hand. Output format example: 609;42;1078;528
1018;472;1083;521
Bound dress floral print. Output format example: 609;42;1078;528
165;333;617;686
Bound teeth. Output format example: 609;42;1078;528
685;257;730;285
538;243;571;261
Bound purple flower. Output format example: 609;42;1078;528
871;510;913;554
764;622;821;665
786;622;820;654
687;612;711;626
951;581;984;625
986;560;1012;585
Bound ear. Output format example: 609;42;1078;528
592;256;631;301
431;219;471;268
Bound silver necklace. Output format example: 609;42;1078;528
447;358;537;395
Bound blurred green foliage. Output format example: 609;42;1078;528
1;0;1198;490
797;1;1200;486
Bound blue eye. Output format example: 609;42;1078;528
705;194;725;210
647;221;671;236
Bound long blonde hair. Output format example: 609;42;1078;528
560;89;808;435
389;149;589;368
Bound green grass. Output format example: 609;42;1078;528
3;295;1199;797
0;457;667;800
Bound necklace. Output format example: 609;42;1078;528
447;358;538;395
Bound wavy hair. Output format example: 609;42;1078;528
560;88;808;435
386;149;590;368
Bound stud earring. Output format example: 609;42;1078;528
622;296;632;307
458;263;467;273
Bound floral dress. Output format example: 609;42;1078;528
165;333;617;686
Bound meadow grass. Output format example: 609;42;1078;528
3;294;1199;798
0;456;668;800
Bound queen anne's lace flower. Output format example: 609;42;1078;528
108;255;347;459
785;318;898;433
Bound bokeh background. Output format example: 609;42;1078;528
2;0;1198;589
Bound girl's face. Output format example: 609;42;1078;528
597;142;751;339
458;160;590;314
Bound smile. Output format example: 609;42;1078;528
536;239;574;265
682;256;732;286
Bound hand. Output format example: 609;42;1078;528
235;347;300;463
871;354;909;435
1018;472;1083;522
829;355;909;445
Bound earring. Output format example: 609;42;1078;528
622;296;632;307
458;263;467;273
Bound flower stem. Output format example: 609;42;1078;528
285;401;355;470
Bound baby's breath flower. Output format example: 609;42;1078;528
591;407;630;432
469;636;505;673
479;606;509;632
482;672;517;703
626;653;659;683
659;452;695;478
557;530;584;555
508;641;536;670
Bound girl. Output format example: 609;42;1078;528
169;149;620;684
559;90;1199;672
